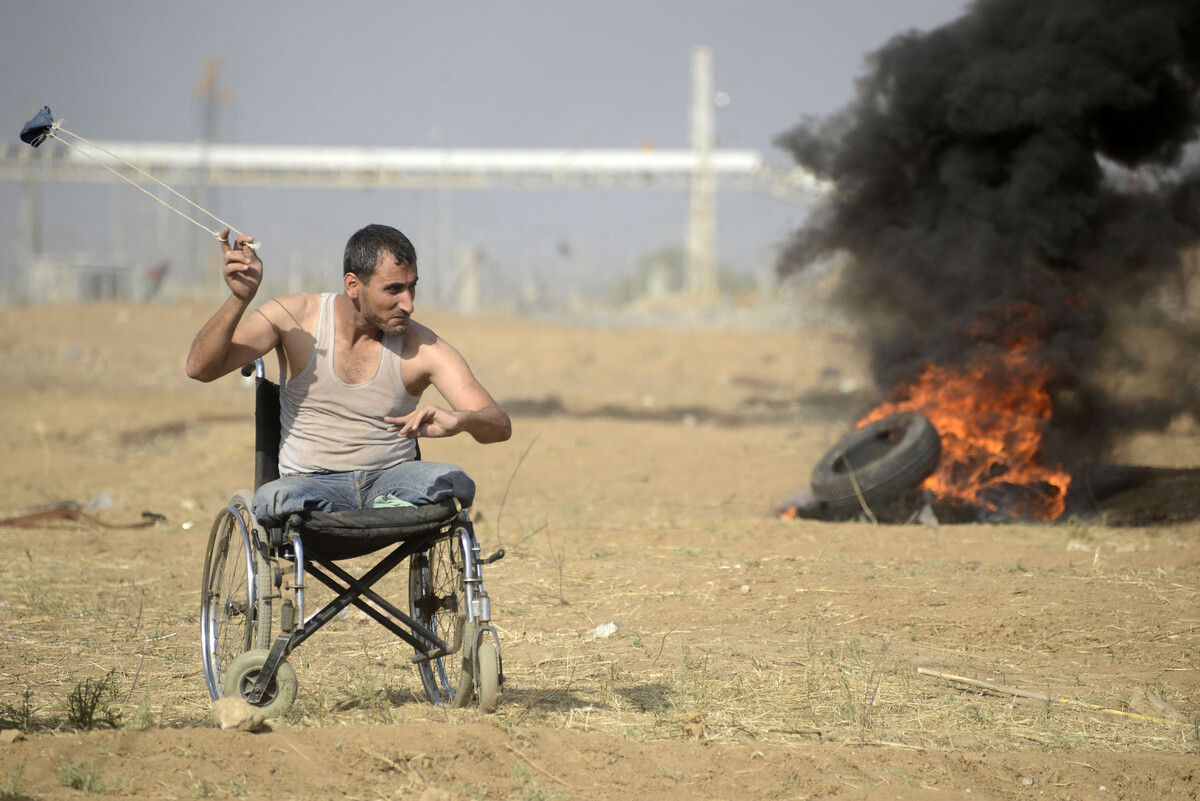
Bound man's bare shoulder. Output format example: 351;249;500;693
401;319;465;374
403;319;446;348
255;292;322;333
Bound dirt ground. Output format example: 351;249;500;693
1;299;1198;800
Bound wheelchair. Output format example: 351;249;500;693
199;359;505;717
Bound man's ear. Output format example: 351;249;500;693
344;272;361;300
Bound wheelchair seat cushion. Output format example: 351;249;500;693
287;497;462;559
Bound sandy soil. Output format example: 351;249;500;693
0;300;1198;800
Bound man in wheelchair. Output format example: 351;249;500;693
187;223;510;517
187;223;511;715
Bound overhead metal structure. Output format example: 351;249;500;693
0;139;829;204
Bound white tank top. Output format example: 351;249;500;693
277;293;420;474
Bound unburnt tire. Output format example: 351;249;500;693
811;412;941;515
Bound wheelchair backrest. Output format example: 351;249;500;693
254;378;282;491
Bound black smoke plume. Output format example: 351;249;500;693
777;0;1200;468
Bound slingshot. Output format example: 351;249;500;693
20;105;259;249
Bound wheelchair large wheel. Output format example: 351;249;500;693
223;649;297;718
201;491;272;701
409;533;475;708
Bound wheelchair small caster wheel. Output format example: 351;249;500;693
477;641;501;712
223;649;298;718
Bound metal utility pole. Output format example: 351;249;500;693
456;245;482;314
193;58;230;290
686;46;718;301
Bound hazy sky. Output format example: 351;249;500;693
1;0;972;301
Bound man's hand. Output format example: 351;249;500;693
386;405;463;439
186;228;276;382
219;227;261;302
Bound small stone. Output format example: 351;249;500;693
0;729;25;744
212;697;266;732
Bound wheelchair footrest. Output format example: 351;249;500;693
410;615;466;665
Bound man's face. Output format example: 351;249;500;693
355;255;418;335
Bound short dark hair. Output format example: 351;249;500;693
343;224;417;281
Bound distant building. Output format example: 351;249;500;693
28;255;167;304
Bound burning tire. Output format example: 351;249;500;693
811;412;941;516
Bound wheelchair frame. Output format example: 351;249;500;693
200;359;504;716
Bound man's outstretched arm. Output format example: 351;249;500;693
389;401;512;443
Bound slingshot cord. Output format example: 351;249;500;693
48;122;245;243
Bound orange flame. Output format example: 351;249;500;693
860;307;1072;521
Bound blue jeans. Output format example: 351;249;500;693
251;460;476;525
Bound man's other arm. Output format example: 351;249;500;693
386;335;511;443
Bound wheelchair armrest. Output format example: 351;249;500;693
241;358;266;379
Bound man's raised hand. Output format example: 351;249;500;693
219;227;262;302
